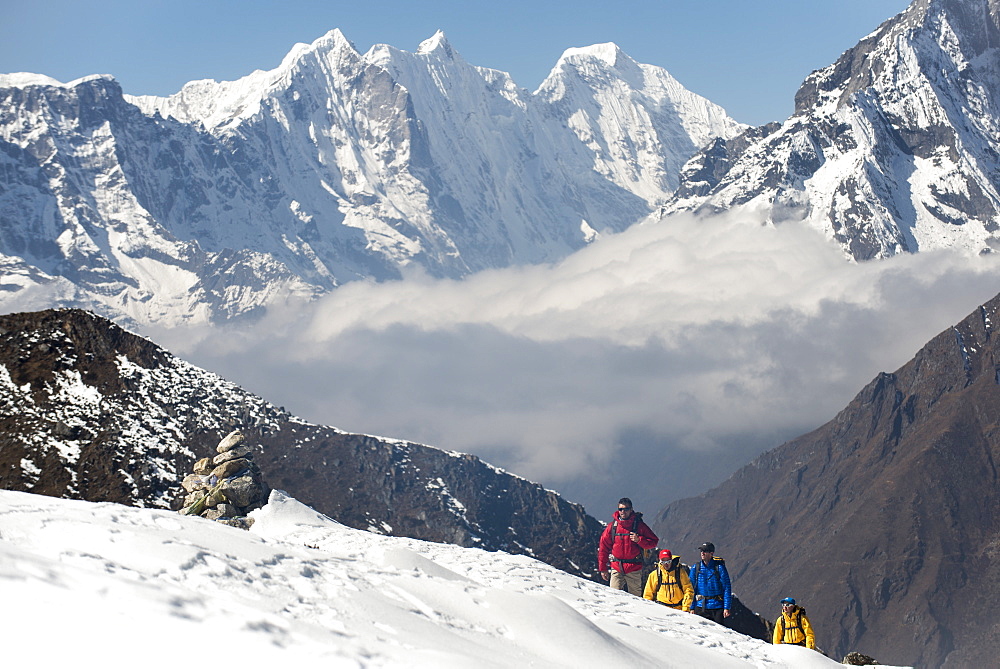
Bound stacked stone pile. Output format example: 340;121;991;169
178;430;270;529
842;652;879;665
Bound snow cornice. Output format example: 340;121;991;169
558;42;629;69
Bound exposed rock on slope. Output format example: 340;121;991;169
652;290;1000;667
0;308;602;575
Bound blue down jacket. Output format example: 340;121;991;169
688;557;732;610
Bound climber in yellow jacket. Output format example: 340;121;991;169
643;550;694;611
773;597;816;649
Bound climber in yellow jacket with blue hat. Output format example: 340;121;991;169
773;597;816;649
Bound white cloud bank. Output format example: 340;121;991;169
154;213;1000;516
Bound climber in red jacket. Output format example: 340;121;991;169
597;497;658;596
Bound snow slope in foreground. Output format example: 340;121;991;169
0;490;897;667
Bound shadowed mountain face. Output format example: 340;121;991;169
0;308;602;576
652;290;1000;668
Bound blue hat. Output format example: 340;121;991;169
780;597;796;605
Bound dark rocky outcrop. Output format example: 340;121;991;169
652;291;1000;668
0;308;602;576
725;596;772;643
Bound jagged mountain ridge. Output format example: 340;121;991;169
0;308;603;575
662;0;1000;261
651;290;1000;668
0;30;743;326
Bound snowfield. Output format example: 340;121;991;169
0;489;900;667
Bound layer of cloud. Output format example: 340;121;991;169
152;213;1000;516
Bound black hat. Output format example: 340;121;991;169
698;542;715;552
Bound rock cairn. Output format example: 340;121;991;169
178;430;270;529
842;652;879;665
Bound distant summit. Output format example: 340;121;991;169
557;43;633;71
416;29;457;58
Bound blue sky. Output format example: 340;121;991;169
5;0;910;125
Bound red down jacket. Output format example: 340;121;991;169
597;510;658;574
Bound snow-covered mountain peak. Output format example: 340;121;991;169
0;72;61;88
0;72;116;89
309;27;356;52
536;42;745;183
128;28;364;130
538;42;717;111
276;28;360;73
794;0;1000;116
662;0;1000;261
551;42;645;86
560;42;629;68
416;29;457;59
0;28;746;327
128;72;277;129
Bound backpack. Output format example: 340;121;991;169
693;556;726;582
652;558;688;606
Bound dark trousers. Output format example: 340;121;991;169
695;607;728;626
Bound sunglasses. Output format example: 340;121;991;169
618;506;632;511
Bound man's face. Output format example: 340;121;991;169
700;550;713;560
618;504;632;517
782;602;795;612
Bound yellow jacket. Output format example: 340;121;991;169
773;606;816;649
643;560;694;611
